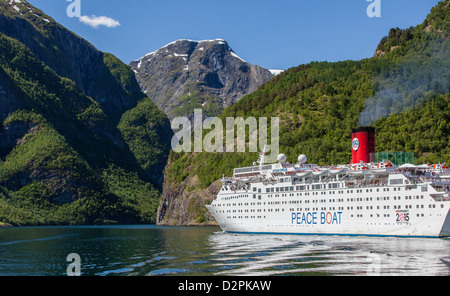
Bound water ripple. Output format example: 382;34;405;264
1;226;449;276
148;268;188;276
206;232;450;276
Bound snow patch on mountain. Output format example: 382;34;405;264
269;69;284;76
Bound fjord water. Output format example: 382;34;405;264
0;225;449;276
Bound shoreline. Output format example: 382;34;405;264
0;223;220;229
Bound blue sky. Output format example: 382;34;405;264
27;0;441;70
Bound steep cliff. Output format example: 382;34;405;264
0;0;139;116
0;0;172;226
157;152;220;226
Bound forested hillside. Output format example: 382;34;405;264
0;0;172;226
158;0;450;225
0;0;447;227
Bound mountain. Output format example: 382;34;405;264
157;0;450;226
129;39;274;119
0;0;172;226
1;0;448;227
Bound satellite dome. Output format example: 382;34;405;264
298;155;307;164
277;154;287;163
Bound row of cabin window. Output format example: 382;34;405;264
256;185;406;193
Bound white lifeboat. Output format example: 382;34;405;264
330;168;348;175
313;169;329;176
297;171;312;178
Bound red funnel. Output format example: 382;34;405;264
351;127;375;164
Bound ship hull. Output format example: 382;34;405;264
206;182;450;238
207;207;450;237
207;206;450;237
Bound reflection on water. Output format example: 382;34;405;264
0;226;449;276
208;232;450;276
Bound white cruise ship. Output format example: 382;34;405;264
206;127;450;237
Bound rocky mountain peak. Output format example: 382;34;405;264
130;39;274;119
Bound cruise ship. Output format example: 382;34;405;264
206;127;450;237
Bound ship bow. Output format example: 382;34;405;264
439;209;450;237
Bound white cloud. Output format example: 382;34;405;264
79;15;120;29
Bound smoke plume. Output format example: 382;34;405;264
359;39;450;126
